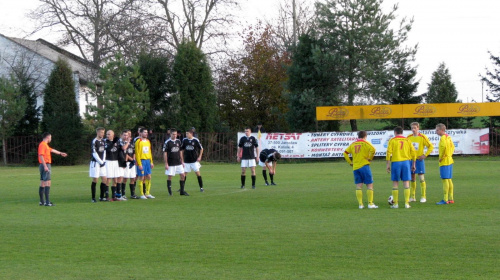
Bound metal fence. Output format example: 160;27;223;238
3;129;500;165
0;132;238;165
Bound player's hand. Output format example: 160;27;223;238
412;165;416;172
165;164;169;170
61;152;68;157
237;157;241;163
418;155;426;160
386;166;391;173
350;163;353;167
197;157;201;162
151;163;154;168
139;165;143;171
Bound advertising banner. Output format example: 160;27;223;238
316;102;500;121
238;128;490;159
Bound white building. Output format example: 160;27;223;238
0;33;99;117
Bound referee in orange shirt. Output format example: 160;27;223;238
38;132;67;206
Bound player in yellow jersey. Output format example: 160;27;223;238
407;122;434;203
344;131;378;209
435;123;455;205
135;128;155;199
386;126;416;209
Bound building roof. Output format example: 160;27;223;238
2;34;98;83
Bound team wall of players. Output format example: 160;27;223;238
84;122;454;208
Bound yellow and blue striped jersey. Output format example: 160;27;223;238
344;139;376;170
439;134;454;166
407;133;434;157
386;136;416;162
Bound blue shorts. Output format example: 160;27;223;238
137;159;152;176
391;160;412;181
440;164;453;179
412;159;425;174
353;165;373;185
39;164;51;181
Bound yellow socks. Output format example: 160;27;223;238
367;189;374;205
404;188;410;204
356;189;363;206
447;179;454;201
442;179;449;201
138;181;144;196
145;179;151;195
410;181;417;199
392;189;399;205
421;181;427;198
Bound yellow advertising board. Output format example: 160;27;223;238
317;102;500;121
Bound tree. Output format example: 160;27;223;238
151;0;239;53
382;57;421;129
172;41;217;132
423;62;463;129
217;24;290;132
41;58;83;165
86;54;150;132
315;0;416;130
286;33;341;132
10;64;40;136
137;51;176;131
271;0;315;51
0;76;27;165
30;0;138;65
480;51;500;127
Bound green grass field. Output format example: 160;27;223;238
1;157;499;279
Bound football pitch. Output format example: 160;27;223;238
1;157;499;279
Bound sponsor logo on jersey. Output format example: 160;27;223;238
171;147;180;152
244;142;254;147
185;145;195;151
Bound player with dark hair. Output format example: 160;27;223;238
386;126;417;209
258;148;281;186
181;129;204;192
237;127;259;189
123;130;138;199
344;131;378;209
89;127;108;202
38;132;67;206
163;129;188;196
435;123;456;205
105;130;123;201
407;122;434;203
135;127;155;199
117;130;131;200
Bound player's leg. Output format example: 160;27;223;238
262;166;269;185
195;171;203;191
145;174;154;198
390;162;400;208
167;174;173;196
356;183;364;209
437;165;451;205
391;181;399;208
180;172;188;196
410;172;417;202
241;166;247;188
418;174;427;202
250;166;256;189
447;164;454;203
402;161;412;208
362;165;376;208
269;163;276;185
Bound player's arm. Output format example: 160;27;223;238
368;143;376;161
343;150;353;166
386;140;393;173
180;149;184;166
237;138;243;162
254;142;259;161
197;141;204;162
265;160;272;171
164;151;169;170
272;161;277;174
135;140;143;169
51;148;67;157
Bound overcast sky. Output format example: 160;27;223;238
1;0;500;103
